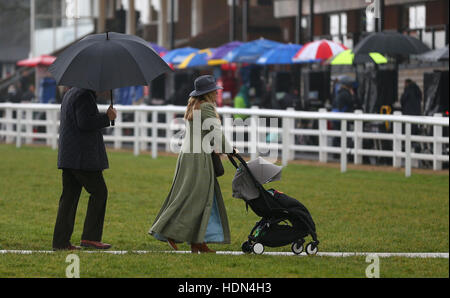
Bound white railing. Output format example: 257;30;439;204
0;103;448;177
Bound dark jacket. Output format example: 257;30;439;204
58;88;111;171
333;87;354;113
401;83;422;116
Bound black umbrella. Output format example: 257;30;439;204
416;46;449;62
353;32;430;56
49;32;172;125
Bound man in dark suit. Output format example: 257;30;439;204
52;87;117;250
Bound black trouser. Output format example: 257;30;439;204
52;169;108;249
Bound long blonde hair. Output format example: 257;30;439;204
184;90;219;121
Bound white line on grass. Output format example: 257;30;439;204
0;250;448;258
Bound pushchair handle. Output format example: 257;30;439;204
227;152;260;187
227;151;247;170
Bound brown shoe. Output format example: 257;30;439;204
199;243;216;253
80;240;111;250
167;238;178;251
191;243;202;254
53;244;81;251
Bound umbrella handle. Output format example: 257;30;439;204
110;90;115;127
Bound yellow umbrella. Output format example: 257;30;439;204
330;49;388;65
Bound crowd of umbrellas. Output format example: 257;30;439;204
157;31;447;68
14;31;448;110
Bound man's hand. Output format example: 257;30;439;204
107;105;117;121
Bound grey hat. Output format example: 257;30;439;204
189;75;223;97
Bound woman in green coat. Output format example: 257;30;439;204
149;75;234;253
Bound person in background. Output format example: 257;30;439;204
400;78;423;137
22;84;36;102
233;85;250;120
333;78;355;114
400;79;422;116
331;77;355;153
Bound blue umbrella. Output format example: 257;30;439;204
177;48;214;69
256;43;303;65
224;38;283;63
163;47;199;65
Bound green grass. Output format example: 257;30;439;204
0;144;448;278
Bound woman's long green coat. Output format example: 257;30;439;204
149;102;233;244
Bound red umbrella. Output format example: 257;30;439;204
292;39;347;62
17;55;56;67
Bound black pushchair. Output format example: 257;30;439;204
228;153;319;255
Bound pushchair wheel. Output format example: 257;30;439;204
252;243;265;255
241;241;252;254
305;242;319;255
291;242;304;255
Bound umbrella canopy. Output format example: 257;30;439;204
415;46;449;62
208;41;243;65
256;43;302;65
330;49;388;65
223;38;283;63
17;55;56;67
162;47;199;65
246;157;282;184
177;48;214;69
293;39;347;62
353;32;430;56
232;157;282;201
149;42;168;56
49;32;172;92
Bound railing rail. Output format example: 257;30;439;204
0;103;448;177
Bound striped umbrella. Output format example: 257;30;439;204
293;39;347;62
17;55;56;67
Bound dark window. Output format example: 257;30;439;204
258;0;272;6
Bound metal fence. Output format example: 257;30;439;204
0;103;448;177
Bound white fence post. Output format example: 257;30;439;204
433;113;443;171
16;109;22;148
250;106;259;161
140;111;147;152
113;111;122;150
51;109;58;150
223;113;233;149
165;110;174;153
353;110;363;165
281;115;291;167
405;123;412;177
392;111;402;168
287;108;295;160
318;108;327;163
45;110;52;146
151;110;158;159
25;110;32;144
341;119;347;173
5;107;13;144
133;110;140;156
